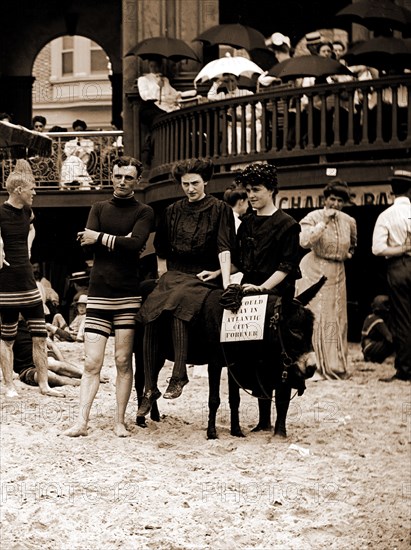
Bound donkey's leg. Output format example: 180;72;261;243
274;384;292;437
228;368;245;437
251;397;273;432
207;360;222;439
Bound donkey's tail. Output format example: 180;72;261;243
294;276;327;306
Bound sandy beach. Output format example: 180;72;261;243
1;339;410;549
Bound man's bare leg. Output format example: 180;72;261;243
32;337;64;397
34;371;81;387
47;358;83;378
0;339;19;397
63;333;107;437
113;328;134;437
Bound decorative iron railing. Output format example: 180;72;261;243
0;130;123;189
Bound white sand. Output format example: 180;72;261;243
1;340;410;549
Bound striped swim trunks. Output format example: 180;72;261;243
0;288;43;308
0;288;46;340
84;296;142;338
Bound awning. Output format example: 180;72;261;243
0;120;52;159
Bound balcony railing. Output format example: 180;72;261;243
1;75;410;193
148;74;411;182
0;130;123;190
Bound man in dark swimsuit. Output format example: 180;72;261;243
64;156;154;437
0;166;62;397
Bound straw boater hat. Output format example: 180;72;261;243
77;294;88;305
389;169;411;195
305;31;322;51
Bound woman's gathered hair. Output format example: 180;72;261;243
235;163;278;191
323;179;350;202
223;184;248;207
172;158;214;183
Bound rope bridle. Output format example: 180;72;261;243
220;296;298;401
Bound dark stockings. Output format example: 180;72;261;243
171;317;189;380
143;321;162;391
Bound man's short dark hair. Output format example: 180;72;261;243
113;156;143;178
172;158;214;184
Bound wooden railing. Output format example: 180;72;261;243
2;75;410;192
148;74;411;182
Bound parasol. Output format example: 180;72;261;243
194;24;266;51
267;55;352;81
194;55;264;85
249;47;278;71
126;36;200;62
344;37;411;71
335;0;411;33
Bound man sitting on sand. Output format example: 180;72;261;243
13;318;83;387
361;295;394;364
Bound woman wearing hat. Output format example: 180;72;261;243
296;180;357;379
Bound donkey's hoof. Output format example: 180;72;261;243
150;403;161;422
251;423;272;432
231;427;245;438
207;428;218;440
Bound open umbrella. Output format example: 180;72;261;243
125;36;200;62
249;47;278;71
0;121;52;158
267;55;352;81
194;55;264;85
194;24;266;51
336;0;411;32
344;37;411;70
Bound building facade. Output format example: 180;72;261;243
32;37;112;130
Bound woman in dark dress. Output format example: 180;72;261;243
232;163;302;431
234;163;301;301
137;158;236;415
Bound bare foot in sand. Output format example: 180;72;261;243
114;423;130;437
63;424;88;437
40;386;66;398
5;385;19;398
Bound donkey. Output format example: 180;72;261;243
134;278;325;438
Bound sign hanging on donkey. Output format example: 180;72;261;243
220;294;268;342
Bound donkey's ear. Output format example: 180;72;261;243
295;276;327;306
